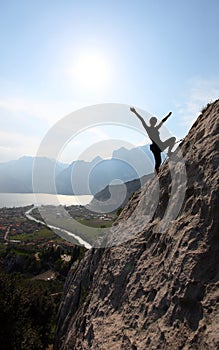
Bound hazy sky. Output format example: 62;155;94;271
0;0;219;163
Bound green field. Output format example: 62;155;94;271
75;217;114;228
11;214;115;245
12;227;57;242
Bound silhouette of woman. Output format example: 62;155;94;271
130;107;176;174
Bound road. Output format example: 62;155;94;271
4;226;10;241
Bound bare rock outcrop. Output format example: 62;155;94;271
55;100;219;349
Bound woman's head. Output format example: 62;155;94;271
149;117;157;126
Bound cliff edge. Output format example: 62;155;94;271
55;100;219;350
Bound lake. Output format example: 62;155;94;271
0;193;93;208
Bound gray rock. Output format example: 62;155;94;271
54;100;219;350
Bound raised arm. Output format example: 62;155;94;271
130;107;148;130
156;112;172;129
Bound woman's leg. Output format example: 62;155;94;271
162;137;176;155
153;149;162;173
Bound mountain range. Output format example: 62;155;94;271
89;173;153;213
0;145;154;195
0;156;67;193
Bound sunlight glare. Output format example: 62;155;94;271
72;52;110;90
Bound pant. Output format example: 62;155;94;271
150;137;176;172
150;143;162;172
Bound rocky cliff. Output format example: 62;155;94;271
55;100;219;350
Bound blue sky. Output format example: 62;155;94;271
0;0;219;163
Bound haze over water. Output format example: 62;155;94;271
0;193;93;208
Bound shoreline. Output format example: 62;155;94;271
0;193;93;209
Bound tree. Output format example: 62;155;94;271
0;273;56;349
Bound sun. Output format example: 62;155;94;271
72;52;110;90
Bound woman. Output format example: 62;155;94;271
130;107;176;174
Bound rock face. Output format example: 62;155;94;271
55;100;219;350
